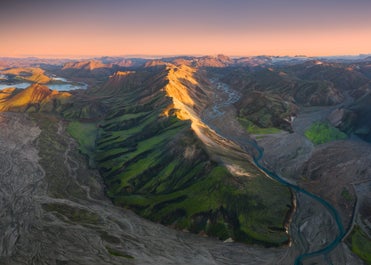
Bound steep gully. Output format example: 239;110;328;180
201;80;346;264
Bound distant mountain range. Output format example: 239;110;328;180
2;54;370;151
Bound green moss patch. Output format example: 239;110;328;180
238;117;282;135
67;121;97;160
346;226;371;264
305;121;347;145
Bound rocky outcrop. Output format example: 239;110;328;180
286;79;345;106
235;91;298;131
328;108;357;131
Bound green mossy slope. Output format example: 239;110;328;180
92;66;291;245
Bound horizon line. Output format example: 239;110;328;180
1;52;371;60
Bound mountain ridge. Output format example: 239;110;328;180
89;63;291;245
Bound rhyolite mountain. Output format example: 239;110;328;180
74;63;292;245
0;83;71;112
1;67;52;83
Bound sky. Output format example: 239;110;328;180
1;0;371;58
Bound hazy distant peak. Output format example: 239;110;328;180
193;55;234;67
62;60;108;70
144;60;170;67
216;54;233;62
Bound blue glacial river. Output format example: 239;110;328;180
210;80;346;264
251;142;345;264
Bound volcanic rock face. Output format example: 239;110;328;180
328;108;357;129
347;93;371;142
328;93;371;142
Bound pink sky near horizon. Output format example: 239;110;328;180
1;0;371;58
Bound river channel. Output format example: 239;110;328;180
205;79;346;265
